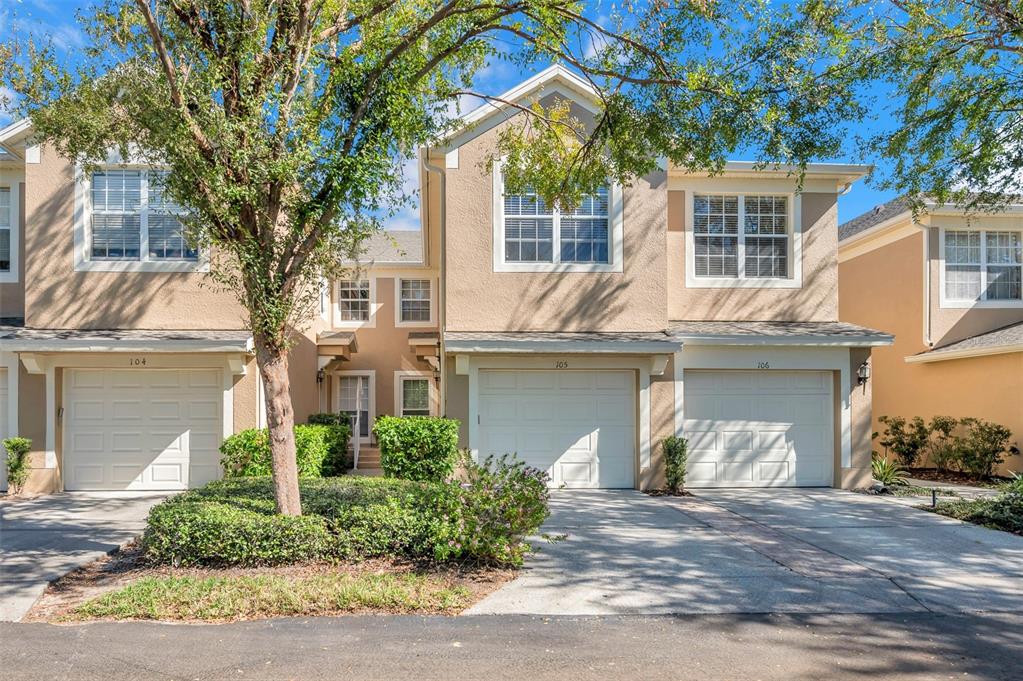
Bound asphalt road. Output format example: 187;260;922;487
3;612;1021;680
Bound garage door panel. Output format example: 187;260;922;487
683;370;833;488
478;370;635;489
65;369;224;491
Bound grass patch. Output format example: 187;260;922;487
65;571;474;621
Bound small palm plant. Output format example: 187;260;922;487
872;453;909;486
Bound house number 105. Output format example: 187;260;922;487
554;361;569;369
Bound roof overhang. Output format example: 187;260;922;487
672;334;894;347
443;332;681;355
905;343;1023;364
0;337;254;353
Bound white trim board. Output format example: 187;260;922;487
0;173;23;284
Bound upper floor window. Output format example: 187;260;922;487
693;194;789;280
398;278;432;323
75;166;204;273
944;229;1021;304
503;187;610;265
337;279;370;321
493;165;623;273
0;188;11;273
90;170;197;262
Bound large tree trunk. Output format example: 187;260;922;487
254;337;302;516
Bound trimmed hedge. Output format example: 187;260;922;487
219;424;350;478
373;416;460;482
142;456;551;567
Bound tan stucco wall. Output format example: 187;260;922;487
925;224;1023;346
323;276;440;428
667;191;840;321
840;231;1023;475
0;179;26;318
23;146;246;329
844;347;874;488
643;355;675;490
442;106;668;333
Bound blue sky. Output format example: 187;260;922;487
0;0;899;228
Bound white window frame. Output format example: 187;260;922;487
333;277;378;329
939;226;1023;309
394;276;436;327
684;190;803;289
394;370;437;417
333;370;375;443
492;161;624;273
0;183;19;284
73;164;208;273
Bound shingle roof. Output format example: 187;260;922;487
444;330;681;354
668;320;893;345
914;320;1023;361
353;230;423;264
0;325;252;352
838;196;913;242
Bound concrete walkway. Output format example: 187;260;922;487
0;493;167;621
467;489;1023;616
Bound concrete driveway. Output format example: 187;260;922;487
467;489;1023;616
0;493;168;621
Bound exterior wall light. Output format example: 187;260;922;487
316;369;325;384
856;360;871;386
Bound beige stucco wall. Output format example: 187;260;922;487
667;190;840;321
23;145;246;329
925;223;1023;346
0;178;25;319
840;231;1023;475
442;106;668;333
323;275;440;429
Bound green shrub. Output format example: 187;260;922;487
3;437;32;495
925;416;960;471
452;452;552;566
373;416;460;482
934;475;1023;536
143;498;334;566
307;412;345;426
871;453;909;486
957;418;1019;478
141;470;552;568
219;424;350;478
663;436;689;494
878;415;931;467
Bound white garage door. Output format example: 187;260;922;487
683;370;834;487
65;369;223;491
478;369;635;489
0;368;7;491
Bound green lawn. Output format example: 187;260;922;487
66;572;474;622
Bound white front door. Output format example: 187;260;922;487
0;368;7;491
683;370;834;487
64;368;223;491
477;369;636;489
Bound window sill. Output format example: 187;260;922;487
74;260;209;273
940;298;1023;309
396;319;436;328
332;318;376;330
494;261;623;274
685;276;801;289
0;272;18;284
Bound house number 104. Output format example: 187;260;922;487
129;357;148;367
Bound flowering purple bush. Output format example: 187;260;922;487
442;452;552;566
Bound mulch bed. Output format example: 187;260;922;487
644;489;695;497
907;468;1012;488
24;540;516;623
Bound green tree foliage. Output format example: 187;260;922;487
1;1;866;513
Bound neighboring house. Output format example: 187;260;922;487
0;65;890;494
839;197;1023;474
